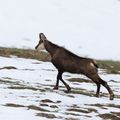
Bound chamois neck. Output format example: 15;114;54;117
44;40;59;57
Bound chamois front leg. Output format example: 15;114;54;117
59;72;71;92
53;71;71;92
53;72;60;90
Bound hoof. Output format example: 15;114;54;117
110;94;114;100
95;94;100;98
53;86;58;90
66;85;71;93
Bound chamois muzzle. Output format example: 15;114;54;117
35;45;38;50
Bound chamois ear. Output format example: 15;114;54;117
39;33;47;41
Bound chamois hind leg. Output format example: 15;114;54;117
87;73;114;100
95;83;101;97
100;79;114;100
86;74;101;97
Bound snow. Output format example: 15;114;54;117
0;0;120;119
0;0;120;60
0;107;41;120
0;56;120;120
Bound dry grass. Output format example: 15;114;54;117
0;47;120;74
0;47;51;61
97;60;120;74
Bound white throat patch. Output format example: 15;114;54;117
36;43;45;51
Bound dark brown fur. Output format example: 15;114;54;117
35;33;114;100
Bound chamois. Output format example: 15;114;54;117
35;33;114;100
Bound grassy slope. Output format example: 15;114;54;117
0;47;120;74
0;47;51;62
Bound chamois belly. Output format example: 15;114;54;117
64;62;82;73
52;59;85;74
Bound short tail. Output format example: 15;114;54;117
92;60;99;68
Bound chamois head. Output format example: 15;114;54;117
35;33;47;51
